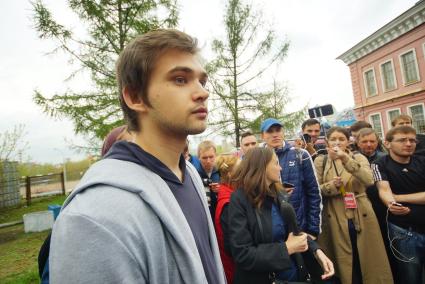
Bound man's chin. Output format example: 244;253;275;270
187;124;207;135
270;142;282;148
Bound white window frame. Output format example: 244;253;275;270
379;59;397;92
386;108;401;128
369;112;384;138
407;102;425;134
363;67;378;97
398;48;420;86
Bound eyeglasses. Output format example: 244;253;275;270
391;138;419;144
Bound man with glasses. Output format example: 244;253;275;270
372;126;425;284
391;114;425;156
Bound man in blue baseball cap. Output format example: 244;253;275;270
261;118;322;239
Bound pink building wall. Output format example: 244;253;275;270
349;24;425;135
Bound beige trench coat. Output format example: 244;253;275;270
314;153;393;284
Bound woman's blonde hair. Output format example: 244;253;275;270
216;155;239;185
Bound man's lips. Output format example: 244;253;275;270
192;107;208;118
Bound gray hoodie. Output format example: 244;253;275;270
50;159;226;284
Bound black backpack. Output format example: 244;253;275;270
38;232;51;278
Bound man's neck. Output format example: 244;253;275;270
134;127;186;181
389;152;411;164
362;150;375;158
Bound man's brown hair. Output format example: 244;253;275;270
385;126;416;142
116;29;199;131
356;127;378;141
197;140;216;157
391;114;412;127
240;130;255;141
350;121;372;133
301;118;320;130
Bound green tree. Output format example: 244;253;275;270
207;0;304;146
0;124;28;162
32;0;179;141
254;80;307;138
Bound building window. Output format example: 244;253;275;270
363;68;377;97
399;49;420;85
380;60;397;91
387;109;401;127
408;104;425;134
369;113;384;138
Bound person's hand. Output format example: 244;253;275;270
333;176;342;187
307;234;317;241
284;186;294;195
305;143;316;156
314;249;335;280
327;145;339;161
327;145;348;162
285;232;308;255
294;138;304;149
209;183;220;193
388;201;410;215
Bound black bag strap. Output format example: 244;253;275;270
255;209;265;241
38;232;51;278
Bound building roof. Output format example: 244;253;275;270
337;1;425;65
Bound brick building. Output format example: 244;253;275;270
338;0;425;137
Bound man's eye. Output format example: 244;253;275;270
175;77;186;84
200;79;207;87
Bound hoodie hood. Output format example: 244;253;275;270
104;140;185;184
60;157;225;283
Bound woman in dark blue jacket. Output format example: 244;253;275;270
228;147;334;284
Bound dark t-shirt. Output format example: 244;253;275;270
372;154;425;230
416;133;425;156
106;141;219;284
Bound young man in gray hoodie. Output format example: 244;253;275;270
49;29;226;284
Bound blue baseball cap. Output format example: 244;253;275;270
260;118;283;132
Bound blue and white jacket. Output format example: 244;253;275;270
273;142;322;236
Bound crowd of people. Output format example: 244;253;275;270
44;29;425;284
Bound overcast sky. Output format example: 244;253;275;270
0;0;418;163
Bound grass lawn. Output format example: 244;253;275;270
0;225;50;283
0;195;67;282
0;195;67;224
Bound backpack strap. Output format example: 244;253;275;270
38;232;51;278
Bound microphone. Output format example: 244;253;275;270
279;197;300;236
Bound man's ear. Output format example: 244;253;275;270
122;87;148;113
384;140;391;150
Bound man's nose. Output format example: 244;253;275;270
193;83;209;101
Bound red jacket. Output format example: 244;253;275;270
215;184;235;283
